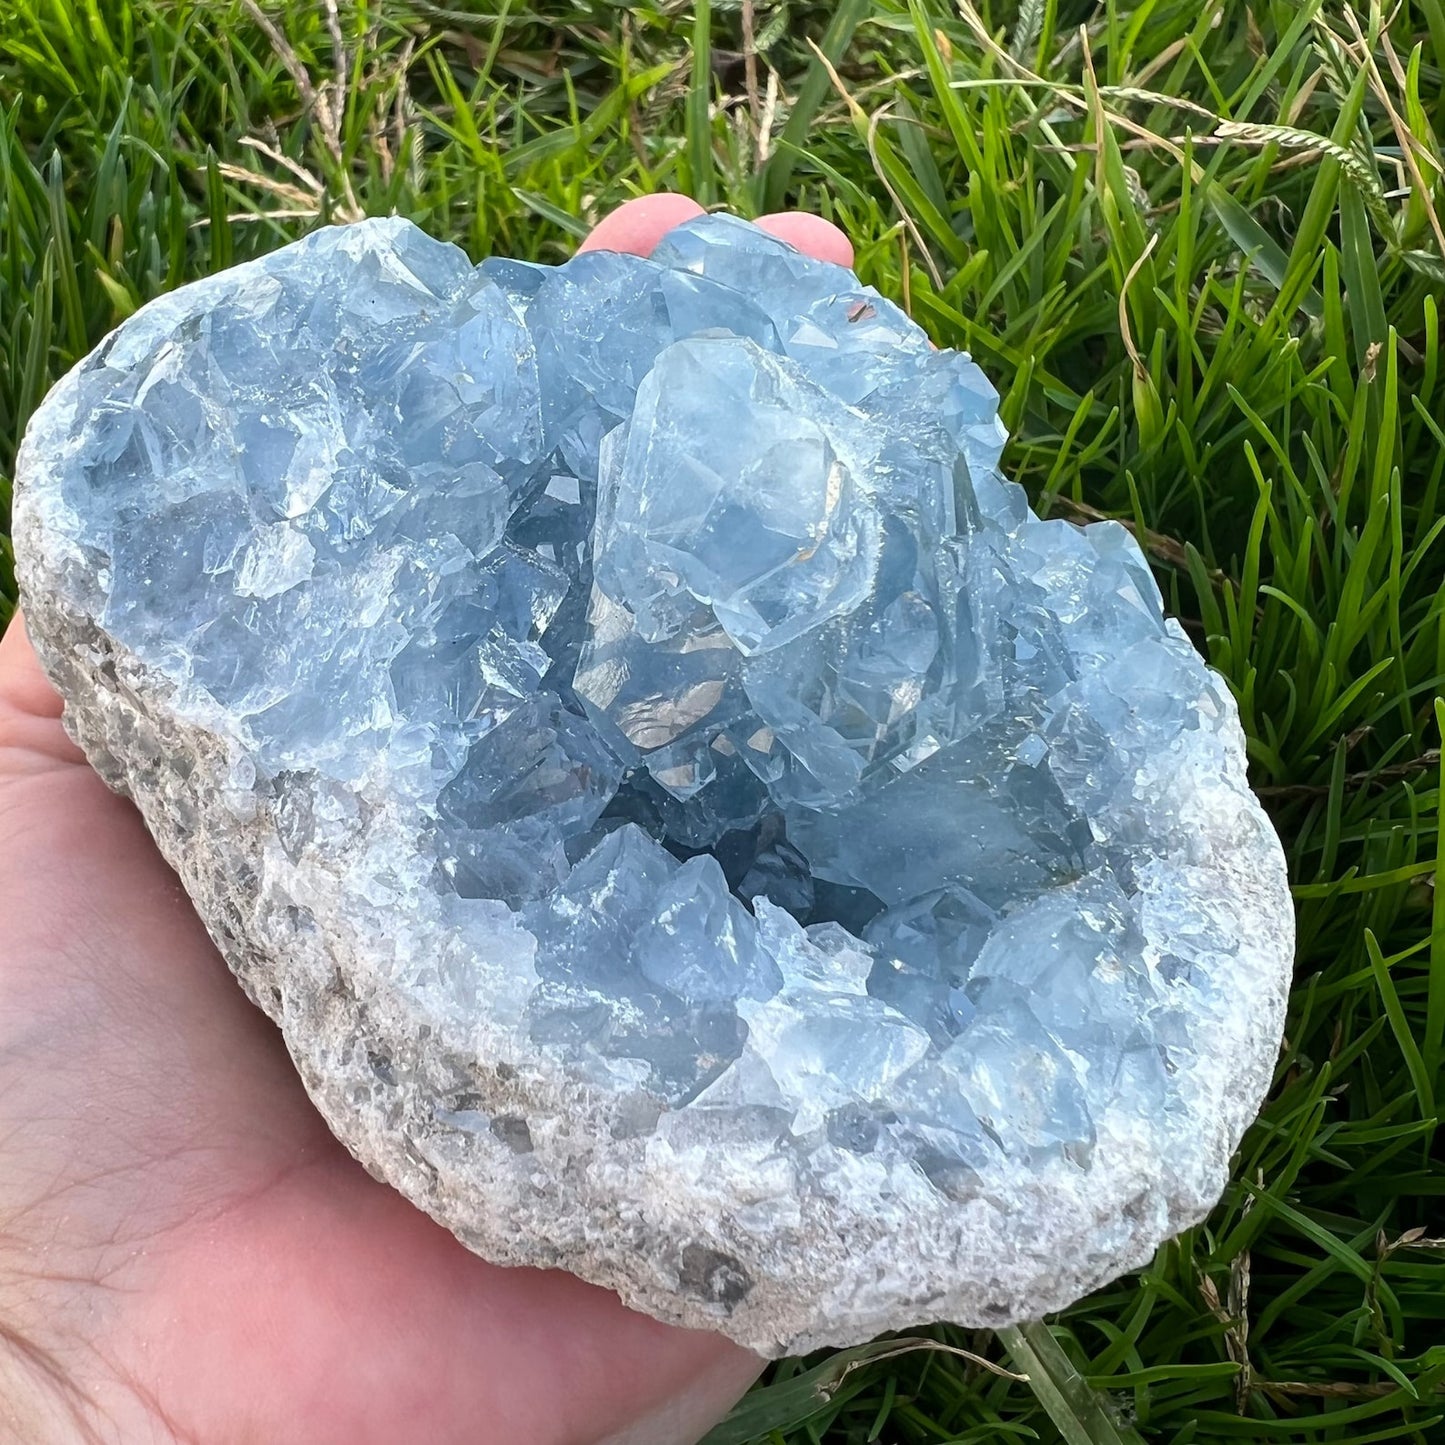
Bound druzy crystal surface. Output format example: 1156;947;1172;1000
15;215;1294;1354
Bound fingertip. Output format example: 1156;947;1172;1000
755;211;855;268
579;198;855;269
578;194;708;258
0;610;87;773
0;611;64;722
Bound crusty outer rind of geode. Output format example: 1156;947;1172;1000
15;339;1294;1356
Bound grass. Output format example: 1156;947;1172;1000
2;1;1444;1440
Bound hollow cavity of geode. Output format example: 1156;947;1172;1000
15;215;1293;1355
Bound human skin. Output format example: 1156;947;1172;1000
0;199;852;1445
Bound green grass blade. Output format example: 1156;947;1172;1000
687;0;715;206
760;0;870;211
998;1323;1145;1445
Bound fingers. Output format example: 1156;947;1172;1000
579;193;854;268
0;612;62;719
0;612;85;774
577;194;706;258
755;211;855;268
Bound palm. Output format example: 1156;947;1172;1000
0;200;852;1444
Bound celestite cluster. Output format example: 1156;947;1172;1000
14;215;1294;1353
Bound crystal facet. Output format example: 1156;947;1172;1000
14;213;1294;1355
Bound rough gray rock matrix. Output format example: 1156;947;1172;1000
15;216;1294;1355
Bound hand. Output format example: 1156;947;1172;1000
0;198;852;1445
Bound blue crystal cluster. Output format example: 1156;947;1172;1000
56;215;1243;1180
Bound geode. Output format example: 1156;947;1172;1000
14;214;1294;1356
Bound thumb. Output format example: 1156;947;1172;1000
0;611;86;777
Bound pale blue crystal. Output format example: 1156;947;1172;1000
45;211;1249;1183
632;854;781;1004
936;997;1096;1161
591;335;881;655
435;694;623;905
865;888;996;1046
